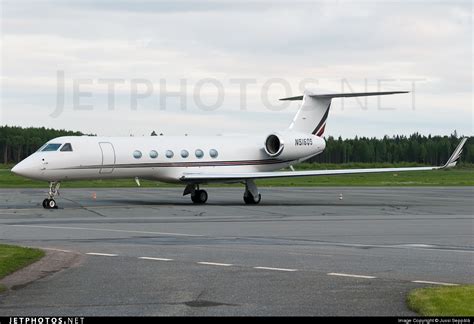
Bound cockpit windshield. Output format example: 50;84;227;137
41;143;62;152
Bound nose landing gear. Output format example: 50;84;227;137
43;181;60;209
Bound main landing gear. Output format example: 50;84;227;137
191;189;208;204
43;181;60;209
243;180;261;205
183;180;261;205
183;184;208;204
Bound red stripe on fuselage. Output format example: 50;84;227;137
56;158;294;170
316;124;326;137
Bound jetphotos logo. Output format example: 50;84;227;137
51;71;424;118
8;318;84;324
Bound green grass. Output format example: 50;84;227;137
0;244;45;292
407;285;474;316
1;163;473;188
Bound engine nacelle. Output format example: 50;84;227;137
264;131;325;160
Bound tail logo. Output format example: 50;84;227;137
311;103;331;137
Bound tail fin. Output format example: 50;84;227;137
283;90;409;136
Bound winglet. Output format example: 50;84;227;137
442;137;468;169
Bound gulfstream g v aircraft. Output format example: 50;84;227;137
12;90;467;209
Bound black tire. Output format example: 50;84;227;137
191;190;208;204
243;194;252;204
199;190;208;204
244;193;261;205
43;199;49;209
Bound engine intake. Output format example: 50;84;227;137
265;134;283;156
263;132;325;160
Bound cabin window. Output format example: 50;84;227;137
181;150;189;158
149;150;158;159
133;150;142;159
166;150;174;158
41;143;62;152
209;149;218;158
60;143;73;152
195;149;204;159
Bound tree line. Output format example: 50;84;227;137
310;132;473;165
0;125;472;165
0;126;83;164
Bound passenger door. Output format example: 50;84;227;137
99;142;116;174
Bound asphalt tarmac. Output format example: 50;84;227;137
0;187;472;315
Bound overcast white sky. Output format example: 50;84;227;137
1;0;472;138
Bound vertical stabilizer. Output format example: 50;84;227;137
281;90;409;137
287;91;331;137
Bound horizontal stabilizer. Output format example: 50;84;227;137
280;91;409;101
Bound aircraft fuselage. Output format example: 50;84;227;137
12;134;326;183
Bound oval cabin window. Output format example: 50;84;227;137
149;150;158;158
133;150;142;159
209;149;218;158
195;149;204;159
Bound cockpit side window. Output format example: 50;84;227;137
41;143;62;152
60;143;73;152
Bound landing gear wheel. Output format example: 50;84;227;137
43;181;60;209
191;190;208;204
42;199;57;209
244;192;261;205
43;199;58;209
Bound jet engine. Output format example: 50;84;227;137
264;132;325;160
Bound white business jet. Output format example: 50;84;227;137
11;90;467;209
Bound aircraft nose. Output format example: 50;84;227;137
11;161;26;176
11;158;39;178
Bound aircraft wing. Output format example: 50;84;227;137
180;138;467;183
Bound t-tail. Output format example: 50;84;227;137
281;90;409;137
